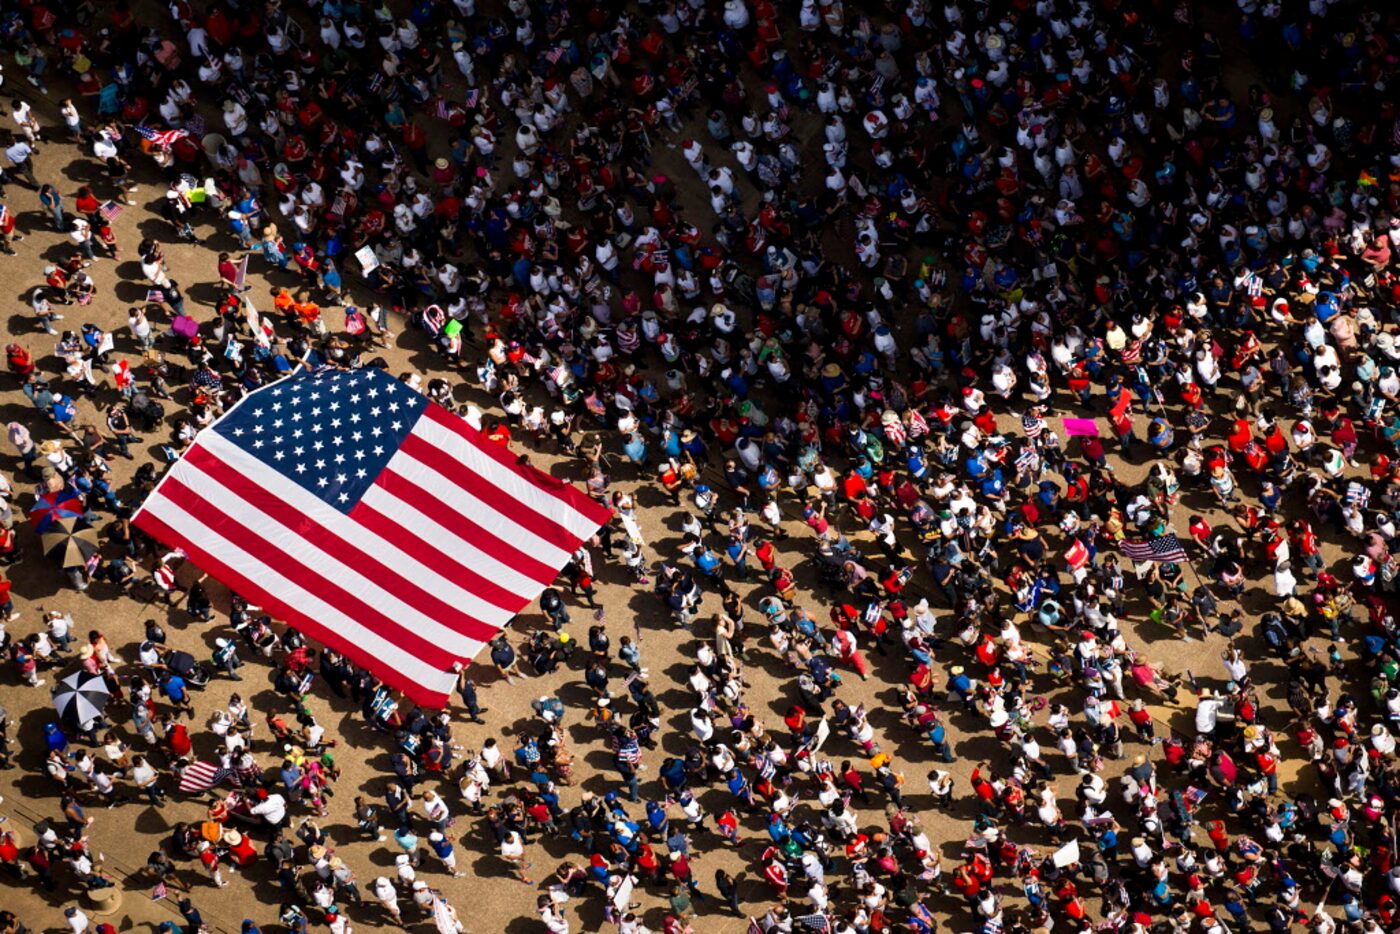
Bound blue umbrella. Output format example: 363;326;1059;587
28;487;85;534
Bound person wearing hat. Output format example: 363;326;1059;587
223;829;257;868
63;906;90;934
427;830;463;877
196;838;228;888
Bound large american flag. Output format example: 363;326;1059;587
1120;533;1189;563
134;368;610;706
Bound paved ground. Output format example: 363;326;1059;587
0;74;1339;934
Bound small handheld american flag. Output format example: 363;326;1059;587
1120;533;1188;563
133;125;189;148
178;760;240;793
99;200;123;222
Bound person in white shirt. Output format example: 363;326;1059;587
539;904;570;934
1194;693;1229;735
63;906;90;934
11;100;41;144
250;791;288;827
371;876;402;923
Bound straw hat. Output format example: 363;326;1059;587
222;829;243;846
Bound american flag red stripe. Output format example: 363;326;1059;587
134;369;610;706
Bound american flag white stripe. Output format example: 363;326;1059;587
139;490;461;701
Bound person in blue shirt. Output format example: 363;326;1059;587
49;392;77;427
227;209;255;248
947;666;974;707
645;799;669;836
159;670;194;718
725;768;755;809
693;545;729;594
427;831;463;877
320;258;343;305
38;184;63;230
1147;417;1175;452
622;430;648;466
659;757;687;793
724;537;750;581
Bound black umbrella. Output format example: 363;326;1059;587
52;668;110;725
40;517;99;570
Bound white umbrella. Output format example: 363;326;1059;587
52;669;110;725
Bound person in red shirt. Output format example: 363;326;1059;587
1332;415;1359;463
839;760;871;805
1079;434;1106;468
633;840;661;884
1255;749;1279;794
782;706;806;736
166;720;193;759
216;252;247;293
74;186;101;222
1291;519;1322;575
969;763;999;813
951;864;980;900
223;829;258;868
761;851;787;897
842;470;867;504
715;808;740;846
486;421;511;446
0;570;15;620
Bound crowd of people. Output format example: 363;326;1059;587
5;0;1400;932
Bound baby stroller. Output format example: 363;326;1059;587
167;649;211;689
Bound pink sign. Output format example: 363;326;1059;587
1062;417;1100;437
